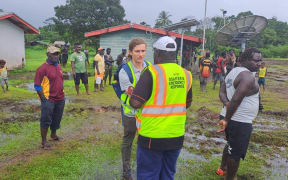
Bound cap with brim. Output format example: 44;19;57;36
153;36;177;52
47;46;60;53
98;47;105;51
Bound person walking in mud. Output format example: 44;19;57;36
199;52;212;92
71;43;90;95
216;47;262;180
118;38;150;180
130;36;192;180
34;46;65;149
213;51;227;89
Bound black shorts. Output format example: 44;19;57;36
74;73;88;85
225;120;253;161
40;99;65;130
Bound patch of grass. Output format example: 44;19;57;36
251;130;288;147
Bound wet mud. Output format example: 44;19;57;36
67;105;121;113
184;105;288;179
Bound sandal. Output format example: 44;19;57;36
41;143;51;150
216;168;226;176
49;136;64;142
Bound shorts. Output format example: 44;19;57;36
215;73;224;82
40;99;65;130
258;78;265;85
0;77;8;87
225;120;253;161
199;75;208;84
74;73;88;85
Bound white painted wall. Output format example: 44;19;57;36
0;19;25;69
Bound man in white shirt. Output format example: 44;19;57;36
217;47;262;180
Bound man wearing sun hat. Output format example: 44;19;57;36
93;47;105;92
34;45;65;149
130;36;193;180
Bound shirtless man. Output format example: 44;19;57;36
217;48;262;180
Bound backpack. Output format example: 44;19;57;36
112;61;150;99
201;66;210;78
201;59;211;78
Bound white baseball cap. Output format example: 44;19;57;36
153;36;177;52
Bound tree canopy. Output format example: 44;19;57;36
52;0;127;43
154;11;172;28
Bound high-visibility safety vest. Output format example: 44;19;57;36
259;67;266;78
136;63;192;138
120;61;151;116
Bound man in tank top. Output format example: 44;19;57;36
216;47;262;180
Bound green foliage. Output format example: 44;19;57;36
259;44;288;58
236;11;254;18
154;11;172;28
52;0;128;43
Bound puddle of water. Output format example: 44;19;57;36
0;133;16;145
179;148;207;162
25;83;35;92
266;155;288;180
22;98;72;105
63;72;74;80
210;137;227;144
254;115;287;132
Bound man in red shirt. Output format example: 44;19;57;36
213;51;227;89
34;46;65;149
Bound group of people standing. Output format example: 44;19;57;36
32;34;265;180
198;49;267;93
33;36;193;180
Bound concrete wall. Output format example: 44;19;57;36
0;19;25;69
99;29;162;64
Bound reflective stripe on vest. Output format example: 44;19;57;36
184;69;192;93
150;65;167;105
121;61;151;116
142;105;186;117
136;63;192;137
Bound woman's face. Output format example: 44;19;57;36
129;44;146;64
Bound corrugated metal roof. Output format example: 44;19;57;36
85;23;203;43
0;11;39;34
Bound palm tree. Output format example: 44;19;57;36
154;11;172;28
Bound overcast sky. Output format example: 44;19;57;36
1;0;288;28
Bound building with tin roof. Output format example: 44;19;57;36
85;23;202;65
0;12;39;69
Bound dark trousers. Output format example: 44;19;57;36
137;145;181;180
121;115;137;178
104;67;113;84
40;99;65;130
